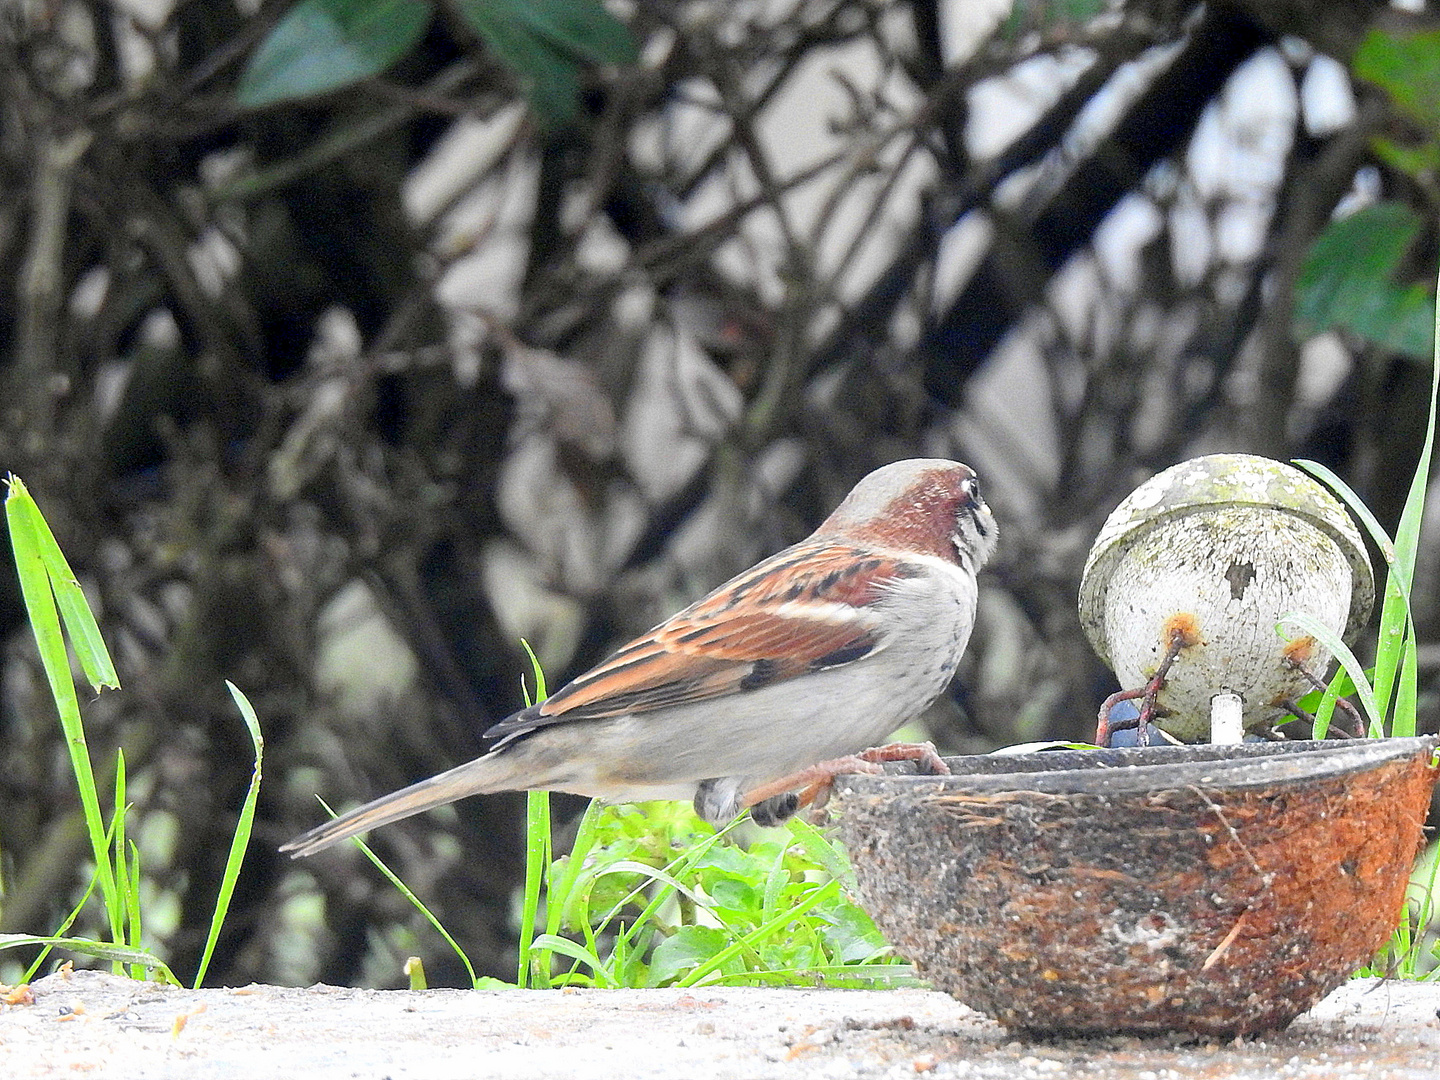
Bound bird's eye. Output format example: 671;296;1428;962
961;475;982;506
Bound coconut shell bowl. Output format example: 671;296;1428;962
831;737;1439;1037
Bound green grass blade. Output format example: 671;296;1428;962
1279;613;1383;735
534;798;609;986
676;879;843;988
5;477;122;943
22;816;118;982
1379;272;1440;735
519;791;552;988
0;934;179;984
591;817;743;961
1374;845;1439;979
404;956;427;990
1293;458;1424;735
112;748;127;976
1392;636;1421;738
761;842;790;922
1409;843;1440;979
192;683;265;988
785;816;857;886
702;963;924;988
324;797;479;987
126;840;144;979
559;853;719;981
549;799;606;934
112;749;139;978
1384;316;1438;734
4;479;118;690
516;639;551;988
1308;666;1349;739
527;932;608;983
1292;461;1399;568
519;639;549;702
590;859;710;903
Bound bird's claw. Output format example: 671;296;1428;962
741;741;951;824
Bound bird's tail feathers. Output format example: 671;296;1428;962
280;752;519;858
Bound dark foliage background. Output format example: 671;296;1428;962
1;0;1437;987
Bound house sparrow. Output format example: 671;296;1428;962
282;458;997;857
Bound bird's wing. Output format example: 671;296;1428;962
485;541;913;741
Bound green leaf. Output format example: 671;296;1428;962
815;905;891;964
454;0;636;126
6;487;118;691
695;844;760;878
238;0;434;108
706;875;760;918
500;0;637;65
1001;0;1108;41
1294;202;1435;359
5;479;118;691
455;2;580;124
647;925;730;987
1371;137;1440;182
1355;29;1440;131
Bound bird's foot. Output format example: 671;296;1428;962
741;742;951;824
748;791;801;827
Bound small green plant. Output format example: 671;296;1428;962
4;477;124;954
0;477;263;988
1282;266;1440;979
515;800;917;989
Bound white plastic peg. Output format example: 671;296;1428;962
1210;692;1244;745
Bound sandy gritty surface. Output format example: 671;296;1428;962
2;969;1437;1079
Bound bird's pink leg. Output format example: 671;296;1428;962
742;742;952;817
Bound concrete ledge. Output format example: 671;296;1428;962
5;969;1438;1078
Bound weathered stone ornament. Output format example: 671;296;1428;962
1078;454;1374;743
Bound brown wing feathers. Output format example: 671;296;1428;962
483;543;904;741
